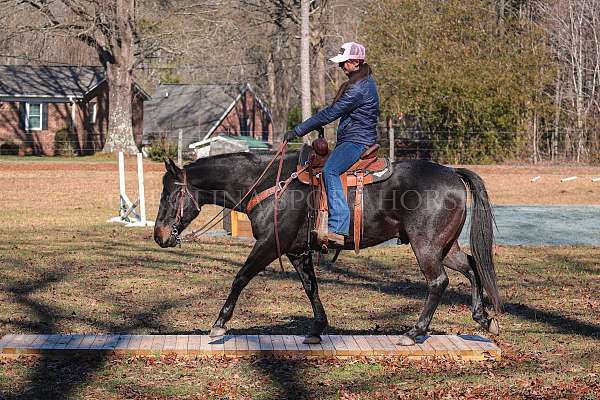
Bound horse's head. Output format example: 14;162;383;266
153;158;201;248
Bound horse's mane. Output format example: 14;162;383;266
187;150;298;169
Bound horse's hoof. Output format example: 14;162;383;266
488;318;500;335
396;335;416;346
303;335;321;344
209;326;227;337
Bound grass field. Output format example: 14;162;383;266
0;157;599;399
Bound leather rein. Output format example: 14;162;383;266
169;141;299;270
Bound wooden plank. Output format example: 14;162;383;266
207;335;224;356
320;335;336;356
150;335;165;352
64;335;86;352
0;334;14;348
447;335;478;358
137;335;154;355
422;335;450;356
387;335;421;358
246;335;261;355
14;335;37;347
40;334;62;350
418;336;438;357
89;335;110;351
187;335;203;356
78;335;97;351
223;335;236;357
364;335;385;356
2;335;24;355
437;335;461;359
163;335;177;353
270;335;286;356
449;335;486;361
15;335;39;354
100;335;120;351
353;335;374;356
175;335;189;355
340;335;362;357
372;335;397;355
282;335;299;355
291;335;310;356
127;335;144;354
113;335;132;355
467;336;501;360
234;335;249;356
258;335;274;354
52;334;74;350
328;335;349;356
294;336;324;356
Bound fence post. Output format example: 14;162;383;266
387;116;395;162
137;153;147;225
177;129;183;168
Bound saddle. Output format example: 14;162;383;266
297;139;393;253
245;133;393;255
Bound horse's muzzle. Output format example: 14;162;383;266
153;223;178;248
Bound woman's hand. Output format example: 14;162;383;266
283;131;297;142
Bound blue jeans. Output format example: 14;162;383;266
323;141;367;236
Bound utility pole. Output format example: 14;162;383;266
300;0;311;143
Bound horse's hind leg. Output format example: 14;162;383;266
288;252;328;344
398;244;448;346
209;241;276;337
443;242;499;335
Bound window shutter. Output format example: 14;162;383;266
42;103;48;130
19;102;26;130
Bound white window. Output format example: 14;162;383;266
88;102;97;124
26;103;42;130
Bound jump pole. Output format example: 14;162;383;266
107;152;154;227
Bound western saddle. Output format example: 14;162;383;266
246;131;393;254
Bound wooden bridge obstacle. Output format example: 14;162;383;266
0;334;500;361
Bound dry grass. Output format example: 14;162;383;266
0;157;599;399
462;164;600;205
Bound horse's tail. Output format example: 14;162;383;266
454;168;503;313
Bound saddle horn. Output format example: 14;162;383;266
312;127;329;156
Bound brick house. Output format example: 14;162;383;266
143;83;273;152
0;65;150;156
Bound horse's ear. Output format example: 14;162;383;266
164;158;181;176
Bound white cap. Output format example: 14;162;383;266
329;42;366;63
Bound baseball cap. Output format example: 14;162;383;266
329;42;366;63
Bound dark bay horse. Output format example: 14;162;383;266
153;151;502;345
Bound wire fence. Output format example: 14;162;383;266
1;126;598;163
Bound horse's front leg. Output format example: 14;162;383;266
209;240;276;337
288;252;328;344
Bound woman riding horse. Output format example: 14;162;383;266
284;41;378;247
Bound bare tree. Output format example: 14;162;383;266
538;0;600;162
0;0;223;154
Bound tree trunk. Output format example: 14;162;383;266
553;70;562;162
300;0;311;144
102;0;138;155
103;63;138;154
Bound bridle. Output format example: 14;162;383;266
166;142;291;270
169;169;201;246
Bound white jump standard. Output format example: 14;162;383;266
107;152;154;227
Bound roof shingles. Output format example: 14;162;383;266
0;65;105;98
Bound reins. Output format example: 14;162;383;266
172;140;291;270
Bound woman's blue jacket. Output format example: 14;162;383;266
293;74;379;146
